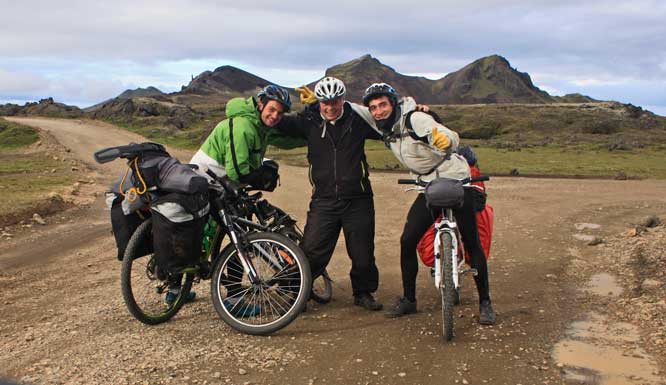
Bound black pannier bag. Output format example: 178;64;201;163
150;191;210;273
424;178;464;209
104;142;209;265
108;193;152;261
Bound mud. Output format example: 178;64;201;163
1;117;666;385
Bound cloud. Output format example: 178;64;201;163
0;70;49;95
0;0;664;110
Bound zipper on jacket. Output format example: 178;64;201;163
322;121;340;199
308;164;316;195
360;161;366;192
308;164;314;186
333;148;338;198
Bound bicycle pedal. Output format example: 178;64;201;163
461;268;478;276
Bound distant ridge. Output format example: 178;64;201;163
179;66;274;95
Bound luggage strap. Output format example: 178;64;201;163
119;157;149;203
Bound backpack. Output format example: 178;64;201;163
403;110;444;144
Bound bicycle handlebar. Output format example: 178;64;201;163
397;179;419;185
469;176;490;183
93;146;125;164
398;175;490;186
93;142;168;164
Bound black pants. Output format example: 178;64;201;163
400;190;490;303
301;197;379;296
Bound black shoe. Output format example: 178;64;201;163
353;293;383;311
479;300;496;325
385;297;417;318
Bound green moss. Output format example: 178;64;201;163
0;152;77;217
0;118;39;149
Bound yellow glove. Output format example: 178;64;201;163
295;85;317;105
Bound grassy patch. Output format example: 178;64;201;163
267;141;666;179
0;118;39;149
431;103;666;145
473;145;666;178
0;128;77;221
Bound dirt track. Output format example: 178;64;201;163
1;117;666;385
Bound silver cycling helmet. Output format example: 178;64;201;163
314;77;346;101
363;82;399;106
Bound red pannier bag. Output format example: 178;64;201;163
416;166;493;267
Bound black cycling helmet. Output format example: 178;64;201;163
257;85;291;112
362;82;399;106
457;145;478;166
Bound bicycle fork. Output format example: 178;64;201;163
434;221;459;290
219;209;262;284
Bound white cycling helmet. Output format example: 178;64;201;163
314;77;346;101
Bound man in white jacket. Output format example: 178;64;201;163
362;83;496;325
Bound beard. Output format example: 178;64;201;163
376;108;398;134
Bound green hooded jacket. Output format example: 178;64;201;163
196;96;304;181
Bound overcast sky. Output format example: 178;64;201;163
1;0;665;115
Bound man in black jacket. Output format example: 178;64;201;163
274;77;384;310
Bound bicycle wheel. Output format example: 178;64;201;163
279;226;332;304
210;232;311;335
439;232;456;342
121;219;193;325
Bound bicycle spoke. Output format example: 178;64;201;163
265;287;291;315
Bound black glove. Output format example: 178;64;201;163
240;164;280;192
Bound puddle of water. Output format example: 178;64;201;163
586;273;623;297
575;223;602;231
555;309;663;384
554;339;660;385
573;233;597;242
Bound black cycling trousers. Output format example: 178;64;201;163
400;191;490;303
301;197;379;296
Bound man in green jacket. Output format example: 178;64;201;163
188;85;301;313
190;85;301;188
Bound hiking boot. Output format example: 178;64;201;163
353;293;383;311
164;290;196;307
479;300;496;325
223;297;261;317
385;297;417;318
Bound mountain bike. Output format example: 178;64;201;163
95;144;311;335
398;175;489;342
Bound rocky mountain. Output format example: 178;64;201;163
433;55;553;104
117;86;164;99
179;66;274;95
85;86;165;113
87;54;607;117
88;97;200;129
316;54;435;103
0;98;83;118
321;54;556;104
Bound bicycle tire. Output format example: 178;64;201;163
210;232;311;335
121;219;193;325
440;232;456;342
279;226;333;304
